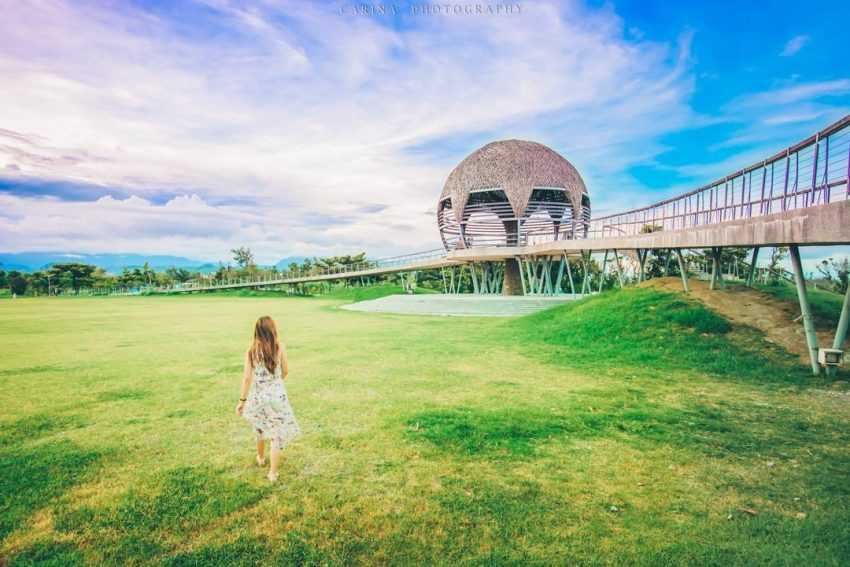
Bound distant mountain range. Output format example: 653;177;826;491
275;256;308;270
0;252;313;274
0;252;219;274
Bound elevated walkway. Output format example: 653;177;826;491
447;198;850;261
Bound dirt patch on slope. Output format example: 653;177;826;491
641;277;834;362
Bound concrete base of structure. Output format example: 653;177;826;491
503;258;524;296
341;293;578;317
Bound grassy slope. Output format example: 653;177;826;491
512;287;806;381
1;289;849;565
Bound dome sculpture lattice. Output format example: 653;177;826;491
437;139;590;250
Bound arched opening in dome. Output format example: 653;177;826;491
459;188;516;248
521;187;575;245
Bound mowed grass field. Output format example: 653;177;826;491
1;287;849;566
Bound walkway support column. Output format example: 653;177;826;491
554;255;566;294
598;250;609;293
789;245;821;375
580;251;591;295
470;263;480;294
675;249;689;293
612;249;625;289
710;247;724;290
747;247;760;287
827;284;850;377
565;254;576;295
638;249;649;283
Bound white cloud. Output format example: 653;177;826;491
780;34;809;57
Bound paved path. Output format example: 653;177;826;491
340;293;580;317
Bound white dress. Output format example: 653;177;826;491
242;357;300;450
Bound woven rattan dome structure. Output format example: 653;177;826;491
437;139;590;250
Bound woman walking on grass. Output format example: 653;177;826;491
236;316;300;482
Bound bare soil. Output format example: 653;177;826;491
640;277;834;362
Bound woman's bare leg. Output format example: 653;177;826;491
256;438;266;464
269;444;281;478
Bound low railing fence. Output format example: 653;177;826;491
154;248;447;293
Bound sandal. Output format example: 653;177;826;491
267;471;279;483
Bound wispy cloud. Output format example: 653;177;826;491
693;78;850;159
780;34;809;56
728;79;850;109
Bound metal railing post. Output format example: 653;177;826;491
782;151;790;211
809;134;820;206
759;164;767;215
846;130;850;196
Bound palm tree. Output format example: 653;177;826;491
142;262;155;287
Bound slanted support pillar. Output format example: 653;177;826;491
542;257;554;295
747;247;760;287
709;249;717;290
519;258;528;295
638;249;649;283
612;249;625;289
598;250;609;293
789;245;821;376
470;263;480;294
580;251;591;295
554;255;566;294
709;247;724;290
827;283;850;377
675;249;689;293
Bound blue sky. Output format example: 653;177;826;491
0;0;847;266
604;0;850;197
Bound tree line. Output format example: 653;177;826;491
0;248;410;296
0;262;198;296
1;245;846;297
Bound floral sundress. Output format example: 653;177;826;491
242;355;300;450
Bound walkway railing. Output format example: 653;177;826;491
587;115;850;238
156;248;447;293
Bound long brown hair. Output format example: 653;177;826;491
249;316;280;373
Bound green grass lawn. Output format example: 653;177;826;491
1;289;849;566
